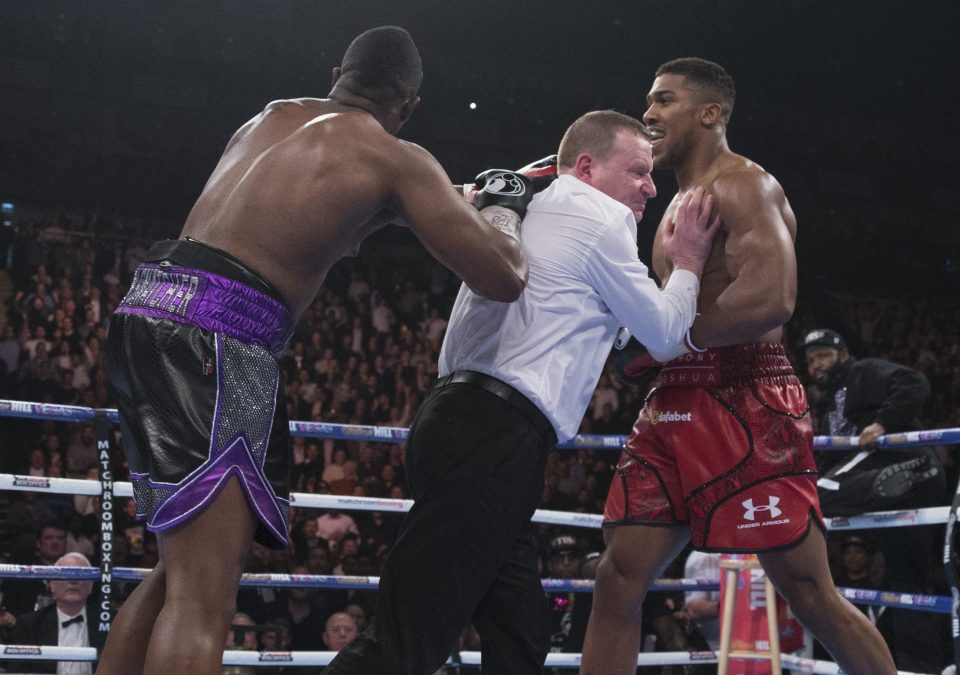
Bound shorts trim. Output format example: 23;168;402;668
694;508;825;554
145;432;289;546
619;448;679;522
602;519;689;529
749;385;809;420
686;387;753;500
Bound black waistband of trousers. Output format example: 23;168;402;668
434;370;557;445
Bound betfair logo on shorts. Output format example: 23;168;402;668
650;410;692;424
737;496;791;530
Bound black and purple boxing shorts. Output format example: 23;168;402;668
106;238;294;549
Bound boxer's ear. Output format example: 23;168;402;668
331;66;342;87
399;95;420;125
700;102;722;128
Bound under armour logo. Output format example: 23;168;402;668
482;172;527;196
742;496;782;521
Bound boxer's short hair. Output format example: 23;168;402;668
339;26;423;103
656;57;736;123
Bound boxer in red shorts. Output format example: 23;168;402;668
605;343;822;552
581;58;896;674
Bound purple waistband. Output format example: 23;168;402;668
116;263;294;358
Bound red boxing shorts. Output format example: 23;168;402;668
603;343;824;552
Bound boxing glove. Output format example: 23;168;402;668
516;154;558;192
474;170;534;218
473;169;533;240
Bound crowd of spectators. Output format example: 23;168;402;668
0;212;957;669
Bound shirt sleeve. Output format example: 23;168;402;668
585;219;700;355
867;359;931;431
684;552;720;603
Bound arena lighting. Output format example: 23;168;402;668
469;101;477;110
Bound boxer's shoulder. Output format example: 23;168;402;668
711;155;782;198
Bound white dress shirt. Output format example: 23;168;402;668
439;174;699;440
56;606;92;675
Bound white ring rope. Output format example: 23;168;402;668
0;473;950;530
0;645;936;673
2;398;958;450
0;564;950;615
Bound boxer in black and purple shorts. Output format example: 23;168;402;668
107;238;295;549
97;27;532;675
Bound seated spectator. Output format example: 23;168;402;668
322;612;359;652
543;535;584;658
833;535;889;627
2;520;68;616
342;602;368;634
64;512;96;560
814;535;893;662
321;447;348;484
0;324;22;387
6;552;103;674
357;510;400;559
315;510;359;551
24;446;49;476
261;566;337;651
328;460;359;496
678;550;721;650
66;423;98;478
255;617;295;675
222;612;258;675
73;464;100;519
291;516;323;563
259;616;292;652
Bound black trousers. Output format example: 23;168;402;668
326;373;556;674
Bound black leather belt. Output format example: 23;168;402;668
434;370;557;444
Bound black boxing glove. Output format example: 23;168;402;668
516;154;558;193
474;169;533;218
474;169;533;240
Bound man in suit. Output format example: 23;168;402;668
8;552;102;674
2;520;68;617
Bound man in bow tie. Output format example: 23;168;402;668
7;552;103;674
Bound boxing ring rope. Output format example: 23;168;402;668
6;400;958;449
0;645;936;674
0;472;951;532
0;562;953;616
0;398;956;673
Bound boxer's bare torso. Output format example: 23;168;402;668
651;151;798;346
183;98;523;316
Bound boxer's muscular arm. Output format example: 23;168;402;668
689;171;796;346
391;141;528;302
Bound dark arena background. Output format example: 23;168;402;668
1;1;959;673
